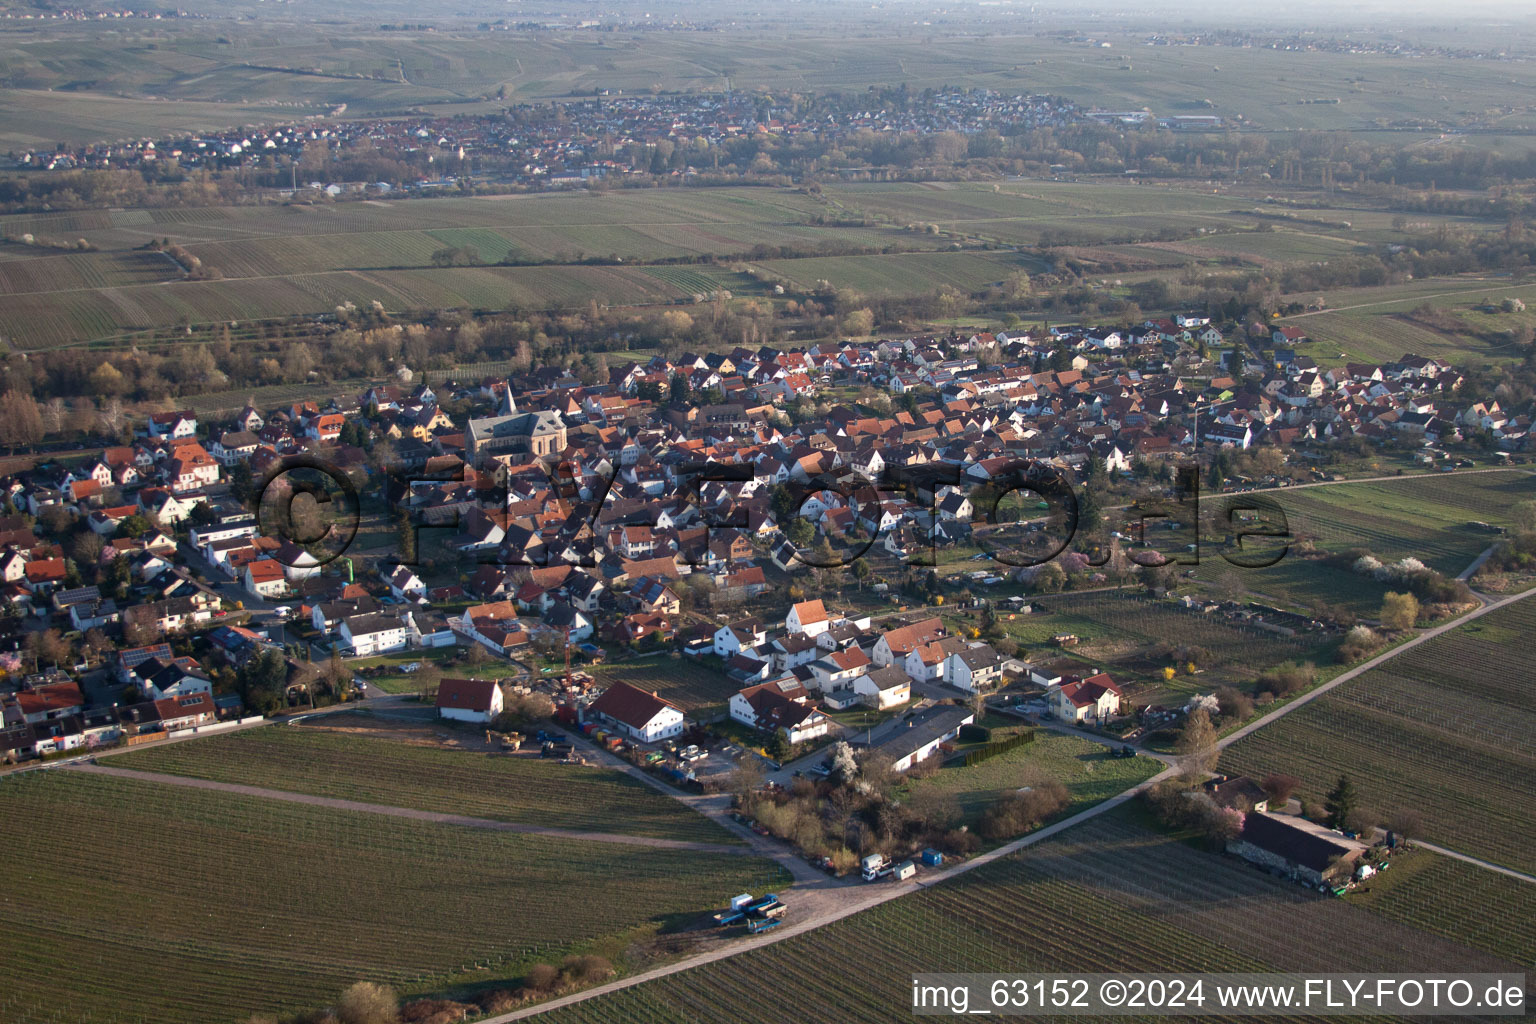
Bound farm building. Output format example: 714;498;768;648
1227;812;1367;886
435;678;504;724
583;680;687;744
1203;774;1271;813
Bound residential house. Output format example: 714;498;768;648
845;664;913;710
1050;672;1122;723
729;678;831;746
944;643;1005;693
435;677;505;724
582;680;687;744
339;611;411;656
872;617;946;667
867;705;973;772
785;598;830;637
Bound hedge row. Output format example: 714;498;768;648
961;729;1036;767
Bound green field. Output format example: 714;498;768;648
1273;279;1536;368
1191;471;1536;611
1260;471;1536;576
999;590;1325;704
537;812;1519;1024
0;770;787;1024
1223;594;1536;875
119;726;738;844
904;728;1161;827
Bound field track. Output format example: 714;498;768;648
65;762;747;854
480;582;1536;1022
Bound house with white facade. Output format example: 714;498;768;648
944;643;1005;693
713;618;767;659
582;680;686;744
867;705;973;772
435;677;504;724
785;598;830;637
1050;672;1123;723
729;679;831;746
339;611;410;657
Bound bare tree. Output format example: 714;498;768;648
336;981;399;1024
0;390;44;452
1176;706;1219;778
1387;808;1423;844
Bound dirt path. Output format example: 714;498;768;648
479;768;1176;1023
1216;584;1536;755
484;584;1536;1021
62;763;750;854
1414;841;1536;886
1276;279;1536;320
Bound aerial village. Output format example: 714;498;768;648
0;312;1516;888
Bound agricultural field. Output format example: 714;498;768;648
996;590;1326;704
903;727;1162;828
1222;594;1536;875
751;250;1039;297
1347;849;1536;969
1273;278;1536;368
585;657;739;713
537;812;1519;1024
120;726;738;844
0;175;1518;349
1153;228;1363;265
0;770;788;1024
1261;470;1536;576
0;186;934;347
1191;555;1395;620
3;24;1535;143
1190;470;1536;612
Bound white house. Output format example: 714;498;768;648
436;677;504;724
713;619;766;659
1050;673;1123;723
872;617;945;667
729;679;831;746
386;565;427;602
275;541;322;583
339;612;410;657
147;410;198;440
808;646;871;692
904;636;968;684
868;705;973;772
944;644;1005;694
785;599;830;638
583;680;686;744
243;559;288;600
848;665;912;710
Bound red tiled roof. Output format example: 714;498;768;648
436;677;500;713
1058;672;1121;707
587;680;681;730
